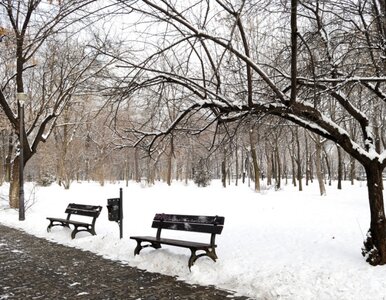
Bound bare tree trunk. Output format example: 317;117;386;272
283;151;288;185
221;147;227;188
241;151;246;184
166;136;174;186
98;162;105;187
176;160;181;181
350;157;356;185
305;133;310;186
272;152;277;185
362;163;386;265
134;148;140;182
297;158;302;191
124;159;129;187
291;155;297;187
9;156;20;209
5;133;13;182
221;160;226;188
145;156;154;184
85;158;90;182
309;148;314;183
0;132;4;185
337;146;343;190
295;128;302;191
266;147;272;186
249;128;260;192
324;153;332;186
235;142;239;186
275;146;281;190
184;150;190;185
315;137;326;196
245;156;250;185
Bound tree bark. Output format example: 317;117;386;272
221;147;227;188
295;128;303;191
291;155;297;187
305;133;310;186
184;149;190;185
324;153;332;186
337;146;343;190
124;159;129;187
9;157;20;209
362;163;386;265
314;137;326;196
221;160;226;188
271;152;277;187
5;133;13;182
241;151;246;184
134;148;140;182
266;147;272;186
235;142;239;186
275;146;281;190
350;157;356;185
0;132;4;185
249;129;260;192
166;136;174;186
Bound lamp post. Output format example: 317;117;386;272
17;92;27;221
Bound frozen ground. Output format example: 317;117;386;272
0;179;384;299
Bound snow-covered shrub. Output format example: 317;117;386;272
193;158;211;187
36;174;55;187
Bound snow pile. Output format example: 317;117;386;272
0;180;383;299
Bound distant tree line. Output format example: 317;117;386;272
9;111;365;194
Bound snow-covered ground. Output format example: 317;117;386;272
0;179;384;299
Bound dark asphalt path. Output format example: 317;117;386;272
0;224;250;299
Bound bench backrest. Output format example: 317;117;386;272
65;203;103;219
152;213;225;235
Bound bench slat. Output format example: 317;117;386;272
66;220;92;226
65;204;102;217
154;214;224;225
152;220;223;234
65;208;100;217
46;217;68;222
130;236;215;250
67;203;101;210
46;217;91;226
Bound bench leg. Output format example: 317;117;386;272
209;248;218;260
71;225;95;239
89;226;96;236
47;222;53;232
71;227;79;239
134;240;142;255
188;248;218;270
133;240;161;256
47;220;70;232
188;249;198;269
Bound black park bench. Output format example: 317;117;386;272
46;203;103;239
130;213;225;269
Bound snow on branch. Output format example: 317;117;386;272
298;76;386;84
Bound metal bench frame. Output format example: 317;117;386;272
130;213;225;269
47;203;102;239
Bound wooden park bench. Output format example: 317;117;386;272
130;213;225;269
46;203;102;239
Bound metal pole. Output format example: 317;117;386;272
18;101;25;221
119;188;123;239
